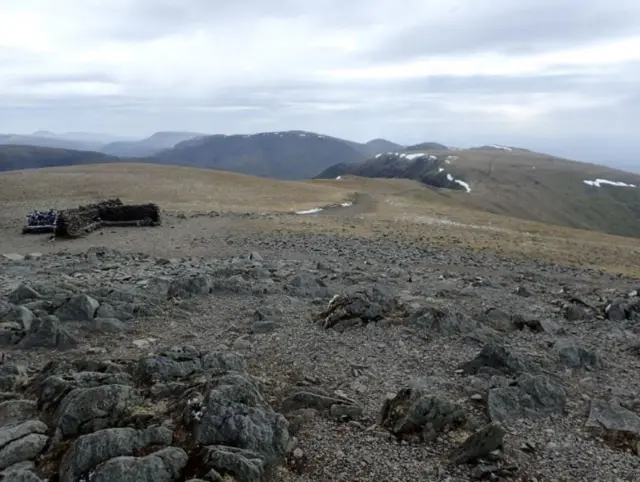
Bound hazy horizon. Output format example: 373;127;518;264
1;0;639;171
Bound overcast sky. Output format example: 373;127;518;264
1;0;639;169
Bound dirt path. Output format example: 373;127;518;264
317;192;377;216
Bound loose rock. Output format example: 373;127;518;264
380;387;467;441
450;421;506;465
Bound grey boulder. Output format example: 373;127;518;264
487;373;567;424
0;420;49;470
59;426;173;482
55;294;100;322
89;447;188;482
380;387;467;441
54;384;140;440
17;316;78;350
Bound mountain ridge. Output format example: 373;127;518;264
2;131;640;238
153;130;369;180
316;146;640;238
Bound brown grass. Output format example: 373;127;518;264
0;163;352;214
2;163;640;276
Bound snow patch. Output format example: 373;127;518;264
583;179;637;188
336;176;342;180
384;152;439;161
295;207;323;214
375;153;382;158
454;180;471;192
295;200;354;215
443;171;471;192
438;168;444;173
489;144;512;151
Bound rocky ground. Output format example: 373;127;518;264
0;215;639;481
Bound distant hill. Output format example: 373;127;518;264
100;131;207;157
154;130;367;180
31;131;133;144
0;130;399;180
317;151;471;191
0;145;121;172
404;141;449;151
316;146;640;238
0;134;103;152
346;138;405;157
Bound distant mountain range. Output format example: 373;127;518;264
2;128;640;237
153;131;384;179
0;130;203;157
100;131;209;157
0;130;403;178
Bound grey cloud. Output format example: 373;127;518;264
1;0;640;170
18;72;118;86
364;0;640;59
72;0;423;43
82;0;339;42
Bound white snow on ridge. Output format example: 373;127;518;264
454;180;471;192
404;152;427;160
341;202;353;207
381;152;439;161
336;176;342;180
438;167;444;173
583;179;637;188
489;144;512;151
443;171;471;193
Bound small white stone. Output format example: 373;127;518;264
132;339;151;348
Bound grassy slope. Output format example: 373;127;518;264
319;147;640;238
446;148;640;237
2;163;640;277
0;163;353;213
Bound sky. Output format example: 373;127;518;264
1;0;639;169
